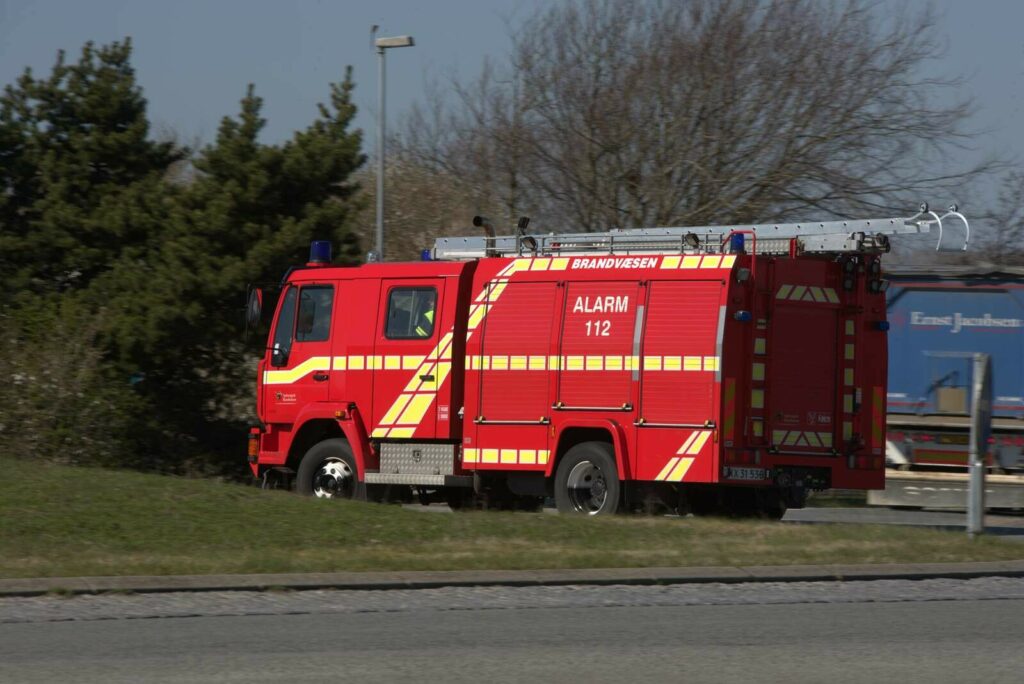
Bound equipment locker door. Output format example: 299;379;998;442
469;281;558;470
557;281;640;411
635;279;724;483
370;278;448;439
768;300;840;453
262;283;336;429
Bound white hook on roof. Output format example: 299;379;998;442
905;202;945;251
937;204;969;251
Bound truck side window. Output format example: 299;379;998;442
386;287;437;339
271;286;298;366
295;286;334;342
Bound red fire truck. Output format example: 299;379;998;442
246;214;942;516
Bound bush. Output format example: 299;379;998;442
0;301;143;467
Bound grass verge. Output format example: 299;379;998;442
1;457;1021;579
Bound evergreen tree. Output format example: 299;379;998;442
90;71;366;474
0;40;182;294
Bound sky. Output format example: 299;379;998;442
1;0;1022;200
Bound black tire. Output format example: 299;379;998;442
296;439;364;500
554;442;620;515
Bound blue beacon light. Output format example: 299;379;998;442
309;240;332;264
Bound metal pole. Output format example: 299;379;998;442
375;46;385;261
967;353;992;538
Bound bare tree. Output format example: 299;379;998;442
978;170;1024;262
396;0;998;234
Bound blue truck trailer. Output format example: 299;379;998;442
885;266;1024;471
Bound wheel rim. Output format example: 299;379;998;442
565;460;608;514
312;458;355;499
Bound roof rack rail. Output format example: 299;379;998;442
432;204;969;260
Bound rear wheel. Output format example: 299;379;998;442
296;439;363;500
554;442;620;515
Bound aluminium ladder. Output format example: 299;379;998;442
432;204;969;260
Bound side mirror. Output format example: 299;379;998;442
271;342;289;368
246;286;263;332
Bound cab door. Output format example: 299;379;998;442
370;278;448;439
262;283;336;428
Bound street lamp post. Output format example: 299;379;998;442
373;32;414;261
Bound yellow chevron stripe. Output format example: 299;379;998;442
677;432;700;454
655;457;680;481
396;393;436;426
379;393;413;426
666;456;695;481
687;430;713;455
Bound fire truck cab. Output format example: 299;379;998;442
248;212;961;516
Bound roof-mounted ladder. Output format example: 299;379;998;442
431;204;969;260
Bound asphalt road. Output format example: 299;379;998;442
2;579;1022;683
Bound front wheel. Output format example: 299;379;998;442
554;442;620;515
296;439;363;500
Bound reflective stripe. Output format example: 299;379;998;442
667;457;695;481
655;457;680;481
263;356;331;385
872;386;885;450
772;430;834;449
752;363;765;381
722;379;736;441
455;354;725;373
687;430;713;454
379;394;413;426
465;448;549;466
751;389;764;409
776;284;841;304
655;456;695;482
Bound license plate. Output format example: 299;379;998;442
724;467;768;481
